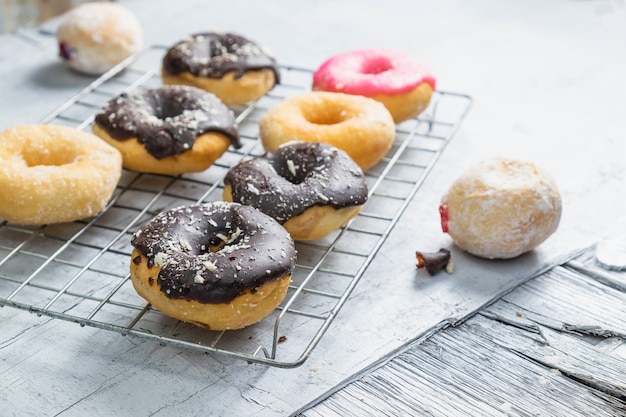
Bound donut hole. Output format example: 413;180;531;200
152;98;187;120
272;151;322;185
22;147;77;167
277;166;308;185
302;104;349;126
207;227;246;252
208;240;226;252
191;36;237;60
210;37;237;56
361;57;393;75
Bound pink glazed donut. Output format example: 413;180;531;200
312;49;436;123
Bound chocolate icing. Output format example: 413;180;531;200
131;202;296;304
162;32;280;82
224;142;368;223
416;248;451;276
94;85;240;159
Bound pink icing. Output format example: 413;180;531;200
313;49;436;96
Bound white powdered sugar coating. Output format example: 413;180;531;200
441;157;562;259
56;2;143;74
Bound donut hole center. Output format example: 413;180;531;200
208;241;226;252
303;105;349;126
276;163;309;185
22;147;77;167
273;151;320;185
153;100;186;120
207;227;244;252
361;57;393;74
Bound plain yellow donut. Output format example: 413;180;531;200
259;91;395;171
0;124;122;225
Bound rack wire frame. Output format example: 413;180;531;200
0;46;472;368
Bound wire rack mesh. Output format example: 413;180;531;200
0;46;472;368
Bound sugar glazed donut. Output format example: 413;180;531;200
93;85;240;175
130;202;297;330
162;32;280;106
57;2;143;74
313;49;436;123
0;125;122;225
224;142;368;240
259;91;395;171
440;157;562;259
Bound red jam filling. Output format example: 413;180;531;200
439;204;449;233
59;42;73;61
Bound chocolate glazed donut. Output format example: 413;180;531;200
162;32;280;81
130;202;297;330
161;31;280;106
93;85;241;175
95;85;240;159
223;142;369;240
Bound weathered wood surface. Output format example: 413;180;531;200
303;254;626;416
1;1;626;416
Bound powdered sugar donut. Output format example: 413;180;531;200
439;158;562;259
313;49;436;123
57;2;143;74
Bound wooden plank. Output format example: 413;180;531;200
484;267;626;338
302;259;626;416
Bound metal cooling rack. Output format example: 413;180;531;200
0;46;472;368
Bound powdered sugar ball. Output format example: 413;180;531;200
439;157;562;259
57;2;143;74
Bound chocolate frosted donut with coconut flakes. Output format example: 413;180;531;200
223;142;368;240
92;85;240;175
162;31;280;106
130;201;297;330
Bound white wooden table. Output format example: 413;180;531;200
1;1;626;415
